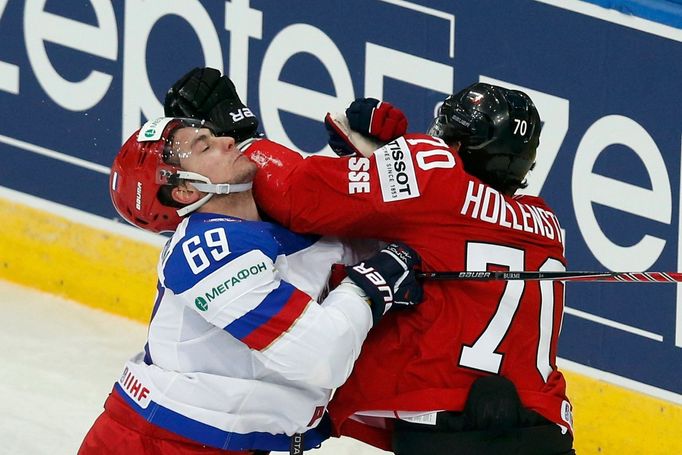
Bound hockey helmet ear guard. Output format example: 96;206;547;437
429;83;541;194
428;100;492;149
110;117;214;233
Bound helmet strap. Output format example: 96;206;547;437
176;193;214;217
174;170;253;217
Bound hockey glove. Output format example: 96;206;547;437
325;112;359;157
323;112;374;157
345;243;423;326
345;98;408;142
164;67;259;142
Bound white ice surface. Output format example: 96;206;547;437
0;280;387;455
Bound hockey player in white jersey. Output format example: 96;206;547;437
78;114;423;454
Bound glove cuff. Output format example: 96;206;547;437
325;112;383;157
208;99;259;142
344;266;392;326
338;277;385;326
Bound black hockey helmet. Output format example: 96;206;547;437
428;82;541;195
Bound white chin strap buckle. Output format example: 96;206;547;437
189;181;253;194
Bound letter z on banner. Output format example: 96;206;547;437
375;137;420;202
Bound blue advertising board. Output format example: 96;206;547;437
2;0;682;396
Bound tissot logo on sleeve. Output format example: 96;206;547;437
375;138;420;202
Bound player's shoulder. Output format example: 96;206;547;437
403;132;440;140
178;212;263;243
164;213;318;265
393;133;459;160
160;214;280;291
400;133;453;146
513;194;565;245
514;194;557;214
242;137;278;155
388;133;465;181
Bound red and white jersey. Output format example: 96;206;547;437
245;134;573;450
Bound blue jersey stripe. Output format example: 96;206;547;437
224;281;296;341
114;383;330;450
267;222;320;256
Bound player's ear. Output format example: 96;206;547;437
171;182;201;205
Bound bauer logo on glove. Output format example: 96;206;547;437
345;242;423;326
349;262;394;304
164;67;260;142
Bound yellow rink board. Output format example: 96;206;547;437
0;194;161;323
1;193;681;454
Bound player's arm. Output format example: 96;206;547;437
248;96;438;239
163;67;444;238
163;238;422;389
244;139;377;236
325;97;408;157
245;134;448;239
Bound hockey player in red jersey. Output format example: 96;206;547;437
165;68;575;454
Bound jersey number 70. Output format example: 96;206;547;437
458;242;565;382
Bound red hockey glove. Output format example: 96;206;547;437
345;243;423;326
345;98;408;142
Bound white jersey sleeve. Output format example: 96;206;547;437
158;213;372;389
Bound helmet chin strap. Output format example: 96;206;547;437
175;170;253;217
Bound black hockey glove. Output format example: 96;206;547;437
345;243;423;326
345;98;408;142
164;67;259;142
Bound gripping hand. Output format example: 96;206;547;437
324;112;388;157
345;243;423;326
345;98;408;142
325;112;359;157
164;67;259;142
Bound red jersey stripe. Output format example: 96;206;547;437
241;289;312;351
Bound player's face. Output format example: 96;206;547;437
169;126;257;185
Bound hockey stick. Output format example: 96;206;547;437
416;271;682;283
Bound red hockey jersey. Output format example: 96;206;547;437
244;134;573;449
